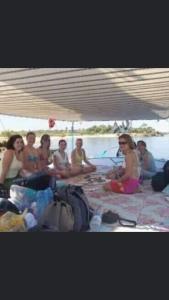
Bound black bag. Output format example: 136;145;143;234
151;172;168;192
102;211;137;228
0;184;9;198
0;198;20;215
13;173;51;191
163;161;169;183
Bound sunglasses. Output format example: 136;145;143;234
119;141;127;145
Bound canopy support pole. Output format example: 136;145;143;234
71;121;75;151
0;118;6;131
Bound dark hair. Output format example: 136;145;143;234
59;139;67;146
6;135;24;150
119;134;135;150
40;134;50;149
26;131;36;138
76;138;83;142
137;140;146;147
133;141;137;149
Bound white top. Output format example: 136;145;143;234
53;150;69;170
0;152;23;179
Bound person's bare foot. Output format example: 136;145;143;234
136;185;143;193
106;174;116;180
103;182;112;192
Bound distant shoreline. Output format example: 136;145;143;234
0;133;167;145
0;132;167;141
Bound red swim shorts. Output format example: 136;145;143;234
111;179;139;194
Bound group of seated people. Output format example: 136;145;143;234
0;131;156;196
0;132;96;191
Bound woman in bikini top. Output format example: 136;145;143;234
71;138;96;173
23;132;40;174
37;134;53;171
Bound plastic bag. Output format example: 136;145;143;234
35;188;53;219
0;210;27;232
24;212;37;229
10;185;37;211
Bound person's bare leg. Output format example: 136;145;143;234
82;167;90;174
91;165;97;172
69;166;82;177
103;182;112;191
106;171;116;180
59;169;71;179
82;165;96;174
135;184;143;193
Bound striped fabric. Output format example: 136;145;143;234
0;68;168;121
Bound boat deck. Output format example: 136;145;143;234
63;162;169;232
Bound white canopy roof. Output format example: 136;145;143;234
0;68;168;121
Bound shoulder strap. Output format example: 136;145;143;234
72;186;90;223
118;217;137;228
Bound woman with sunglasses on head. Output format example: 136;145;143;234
104;134;141;194
35;134;61;190
37;134;53;171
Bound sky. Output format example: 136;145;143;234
0;114;169;132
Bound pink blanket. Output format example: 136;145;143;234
63;167;169;232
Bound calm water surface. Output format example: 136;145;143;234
45;135;169;160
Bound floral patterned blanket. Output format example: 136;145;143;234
64;165;169;232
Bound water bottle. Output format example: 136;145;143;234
90;212;102;232
30;202;37;218
24;212;37;229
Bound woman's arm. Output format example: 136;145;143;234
34;149;41;171
53;153;62;170
48;150;53;164
0;150;14;184
118;154;133;183
143;153;149;170
65;153;71;169
71;150;76;166
83;150;93;166
22;149;27;169
36;148;43;171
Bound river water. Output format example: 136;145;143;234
48;135;169;160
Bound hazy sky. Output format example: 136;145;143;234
0;114;169;132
